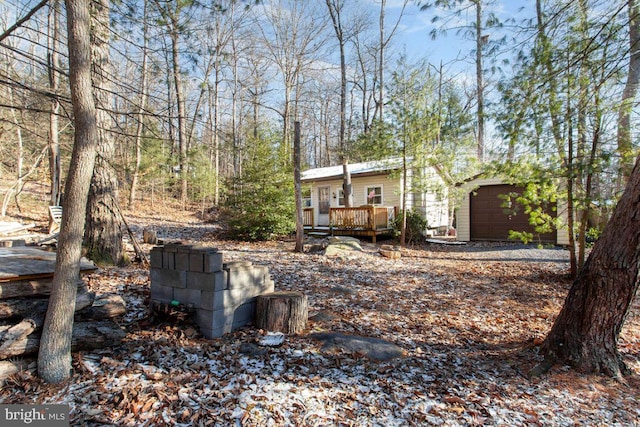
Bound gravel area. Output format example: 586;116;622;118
424;241;572;263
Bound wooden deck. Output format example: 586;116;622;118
303;206;397;243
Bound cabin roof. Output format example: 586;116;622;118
301;158;404;181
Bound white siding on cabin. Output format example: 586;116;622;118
304;167;449;229
307;175;402;226
413;167;449;229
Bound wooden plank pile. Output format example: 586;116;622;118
0;248;126;381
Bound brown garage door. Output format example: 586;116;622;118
470;184;556;243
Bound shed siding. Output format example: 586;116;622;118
456;177;569;245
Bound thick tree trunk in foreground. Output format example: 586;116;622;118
38;0;98;384
539;155;640;378
84;0;124;266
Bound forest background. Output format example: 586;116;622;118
0;0;638;394
0;0;638;270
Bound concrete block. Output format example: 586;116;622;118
176;250;189;271
151;268;187;288
162;251;175;270
173;287;202;306
226;266;256;290
196;307;233;331
232;301;256;327
224;261;252;269
214;271;227;291
189;252;204;272
150;284;174;302
149;267;161;286
214;270;228;291
253;265;270;281
200;290;215;310
150;247;163;269
263;279;275;294
196;301;256;338
200;288;257;311
204;251;223;273
187;271;215;291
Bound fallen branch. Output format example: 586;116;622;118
0;286;94;319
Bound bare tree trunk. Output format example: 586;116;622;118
9;90;24;212
538;153;640;379
377;0;385;123
475;0;485;161
171;25;189;209
617;0;640;182
38;0;98;383
535;0;577;276
129;0;149;209
84;0;124;266
48;0;62;208
326;0;353;207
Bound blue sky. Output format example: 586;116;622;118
378;0;534;71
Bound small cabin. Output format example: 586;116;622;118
301;159;449;241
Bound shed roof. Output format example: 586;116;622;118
301;158;403;181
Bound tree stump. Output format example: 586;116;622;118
143;227;157;244
255;291;308;334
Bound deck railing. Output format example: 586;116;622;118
329;206;395;230
303;208;314;227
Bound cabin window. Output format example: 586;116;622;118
302;187;312;207
337;189;345;206
365;186;383;205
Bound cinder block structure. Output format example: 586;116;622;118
149;243;275;338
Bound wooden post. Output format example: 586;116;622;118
256;291;308;334
294;121;304;253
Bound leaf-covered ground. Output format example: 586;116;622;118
1;205;639;426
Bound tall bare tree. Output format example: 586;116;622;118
151;0;196;208
38;0;98;383
373;0;407;123
325;0;353;207
128;0;150;208
48;0;62;209
617;0;640;182
256;0;328;158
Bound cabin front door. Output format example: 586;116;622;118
318;186;330;226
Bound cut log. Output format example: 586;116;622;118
0;318;40;359
0;286;94;319
255;291;308;334
0;336;39;359
143;227;157;244
71;320;127;351
0;359;35;383
75;294;126;320
0;320;126;359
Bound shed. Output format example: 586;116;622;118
456;177;569;245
